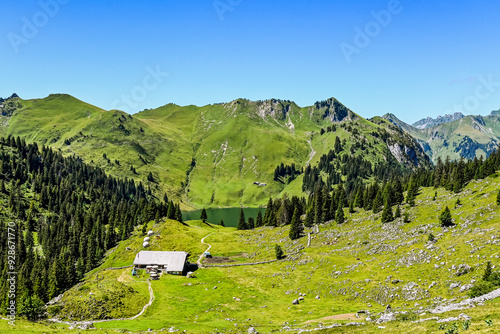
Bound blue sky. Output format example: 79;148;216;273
1;0;500;123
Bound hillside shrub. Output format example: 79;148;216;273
468;262;500;297
275;245;284;260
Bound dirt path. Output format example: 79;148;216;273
197;233;214;267
306;138;316;165
48;280;155;326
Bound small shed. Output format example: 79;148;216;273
204;252;212;258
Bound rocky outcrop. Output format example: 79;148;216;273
413;112;464;129
309;98;356;123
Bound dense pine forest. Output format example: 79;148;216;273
0;136;179;320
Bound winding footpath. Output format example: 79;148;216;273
197;233;214;267
306;138;316;166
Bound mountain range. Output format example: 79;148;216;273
382;110;500;163
0;93;431;208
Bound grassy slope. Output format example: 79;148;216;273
0;95;428;208
25;171;498;333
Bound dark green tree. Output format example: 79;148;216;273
394;205;401;218
439;206;454;227
175;205;183;223
304;209;314;228
289;208;303;240
381;201;394;223
497;189;500;205
200;208;208;223
256;210;263;227
372;189;383;213
275;244;284;260
483;261;493;281
247;217;255;230
335;203;345;224
237;209;247;230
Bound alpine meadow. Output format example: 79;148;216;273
2;1;500;333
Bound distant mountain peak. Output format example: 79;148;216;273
0;93;20;103
380;113;415;132
490;109;500;117
412;112;465;129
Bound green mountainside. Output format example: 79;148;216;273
0;94;430;208
8;167;499;334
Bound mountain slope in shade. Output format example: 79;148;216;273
412;112;465;129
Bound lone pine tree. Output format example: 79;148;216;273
439;206;454;227
200;208;208;222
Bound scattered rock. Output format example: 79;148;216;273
345;322;364;326
437;317;459;323
315;295;320;300
248;326;259;334
298;297;305;301
77;322;95;330
460;284;473;292
376;312;396;324
456;264;472;276
450;283;461;289
292;299;299;305
459;313;471;320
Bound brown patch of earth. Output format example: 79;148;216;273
204;256;234;264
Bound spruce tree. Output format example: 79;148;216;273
394;205;401;218
335;203;345;224
483;261;493;281
497;189;500;205
237;209;247;230
275;244;284;260
247;217;255;229
289;208;303;240
304;209;314;228
372;189;383;213
439;206;453;227
200;208;208;223
381;201;394;223
256;210;263;227
167;201;175;219
175;205;183;223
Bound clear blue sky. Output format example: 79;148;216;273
1;0;500;123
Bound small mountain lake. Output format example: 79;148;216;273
182;207;266;228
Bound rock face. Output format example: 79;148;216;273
413;112;464;129
376;312;396;324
